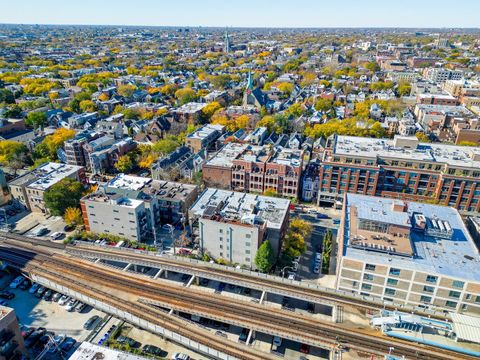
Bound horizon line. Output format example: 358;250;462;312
1;22;479;30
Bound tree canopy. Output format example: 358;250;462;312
254;240;275;273
44;178;84;216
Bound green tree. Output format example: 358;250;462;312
175;87;197;105
415;132;430;143
397;81;412;96
25;111;47;129
263;188;278;197
152;137;180;155
255;240;275;273
0;89;15;104
115;155;134;173
44;178;84;216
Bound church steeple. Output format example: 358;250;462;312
246;68;253;93
224;29;231;53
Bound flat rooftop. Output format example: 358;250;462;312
187;123;224;141
190;188;290;230
173;102;207;114
11;162;83;191
343;194;480;282
333;135;480;169
205;142;249;168
103;174;196;202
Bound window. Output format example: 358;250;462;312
219;252;223;257
387;278;398;286
445;301;457;308
420;295;432;303
113;210;119;213
466;294;472;300
219;245;223;249
245;242;251;247
423;285;435;293
426;275;437;283
361;283;372;291
452;280;464;289
219;229;223;233
365;264;376;271
245;250;250;255
246;234;251;239
363;274;374;281
449;290;461;299
384;288;396;296
245;258;250;262
389;268;401;276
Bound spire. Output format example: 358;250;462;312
224;29;230;53
246;68;253;94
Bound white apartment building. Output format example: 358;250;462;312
189;188;290;268
336;194;480;316
423;67;463;83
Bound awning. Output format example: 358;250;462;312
450;313;480;344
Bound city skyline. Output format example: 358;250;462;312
1;0;480;28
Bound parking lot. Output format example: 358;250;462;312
1;271;107;358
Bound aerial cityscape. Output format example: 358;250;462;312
1;1;480;360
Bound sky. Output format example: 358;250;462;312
0;0;479;28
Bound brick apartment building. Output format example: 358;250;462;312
203;143;303;198
317;135;480;214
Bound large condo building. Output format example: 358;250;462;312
189;188;290;268
337;194;480;315
203;143;303;198
317;135;480;214
81;174;198;241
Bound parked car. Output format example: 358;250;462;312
314;252;322;263
75;302;86;313
33;227;49;237
29;283;40;294
18;278;31;290
300;343;310;354
333;219;340;225
117;336;140;348
313;264;320;274
63;224;75;232
9;275;24;289
52;292;63;302
0;291;15;300
142;345;168;357
24;328;46;348
215;330;227;338
35;286;47;298
48;334;66;354
21;327;35;339
316;213;329;219
60;337;76;352
83;315;100;330
65;299;78;312
50;232;64;240
172;353;190;360
58;295;70;305
43;289;53;301
239;328;249;343
272;336;282;347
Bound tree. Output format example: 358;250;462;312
256;115;276;133
64;207;83;226
285;103;304;118
5;105;22;118
365;61;380;73
314;98;334;112
79;99;96;112
289;218;312;239
117;84;136;98
255;240;275;273
201;101;222;119
115;155;133;173
25;111;47;129
0;140;30;174
263;188;277;197
152;137;180;155
42;128;76;159
175;87;197;105
397;81;412;96
277;82;294;95
0;89;15;104
44;178;84;216
415;132;431;143
283;232;306;258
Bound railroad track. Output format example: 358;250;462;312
0;233;447;320
0;245;475;360
0;247;276;360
